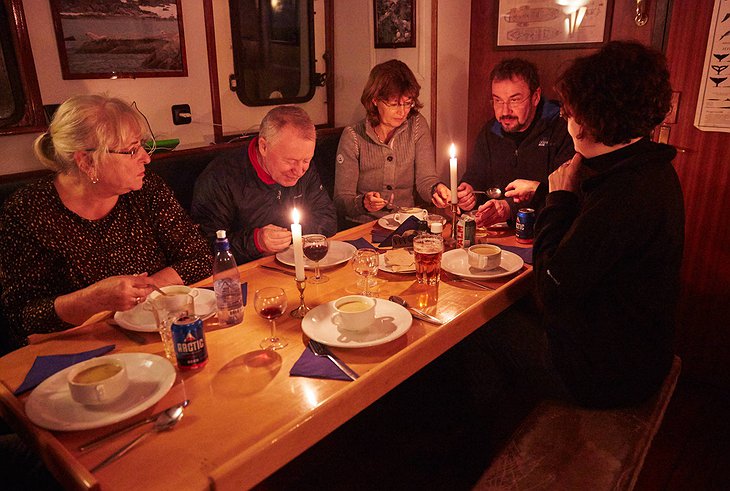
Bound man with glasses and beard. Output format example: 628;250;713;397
453;58;575;227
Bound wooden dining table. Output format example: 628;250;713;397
0;221;533;491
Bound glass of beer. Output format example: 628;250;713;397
413;233;444;286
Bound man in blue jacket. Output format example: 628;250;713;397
192;106;337;263
456;58;575;226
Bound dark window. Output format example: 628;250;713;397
228;0;315;106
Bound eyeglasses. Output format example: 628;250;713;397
491;95;531;109
379;99;415;110
86;141;154;158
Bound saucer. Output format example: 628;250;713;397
114;288;216;332
376;214;400;230
441;249;524;279
302;299;411;348
25;353;176;431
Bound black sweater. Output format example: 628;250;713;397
534;139;684;408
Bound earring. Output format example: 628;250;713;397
90;169;99;184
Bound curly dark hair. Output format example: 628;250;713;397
555;41;672;146
489;58;540;93
360;59;423;126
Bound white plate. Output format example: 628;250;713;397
441;248;524;279
114;288;217;332
378;252;415;274
377;213;401;231
302;299;412;348
276;240;356;269
25;353;176;431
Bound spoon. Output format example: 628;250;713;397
388;295;443;325
474;187;503;199
148;284;170;296
91;404;185;472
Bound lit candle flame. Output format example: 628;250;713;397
449;143;456;159
292;207;300;224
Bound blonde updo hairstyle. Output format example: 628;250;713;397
33;95;149;178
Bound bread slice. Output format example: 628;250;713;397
384;249;415;272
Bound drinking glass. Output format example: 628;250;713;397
413;233;444;286
303;234;329;284
146;292;196;364
255;287;288;350
351;248;379;296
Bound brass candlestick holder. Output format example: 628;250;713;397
450;203;459;239
290;277;310;318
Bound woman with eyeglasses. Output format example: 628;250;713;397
334;59;449;225
0;94;211;349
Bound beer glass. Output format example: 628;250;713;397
146;292;196;364
413;233;444;286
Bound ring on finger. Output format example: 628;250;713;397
134;296;142;305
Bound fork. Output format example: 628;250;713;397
441;271;495;290
308;340;360;380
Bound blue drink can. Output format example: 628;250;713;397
515;208;536;244
172;315;208;370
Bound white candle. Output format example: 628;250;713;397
449;143;458;204
291;208;305;281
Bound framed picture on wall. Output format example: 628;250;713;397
49;0;188;79
496;0;612;49
374;0;416;49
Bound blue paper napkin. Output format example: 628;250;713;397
375;215;422;246
14;344;116;395
345;238;377;250
289;346;352;381
500;245;533;265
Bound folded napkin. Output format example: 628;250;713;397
374;215;422;246
345;238;377;250
500;245;533;265
14;344;116;395
289;346;352;381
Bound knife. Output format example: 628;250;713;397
259;264;296;276
78;400;190;452
407;307;443;325
106;319;146;344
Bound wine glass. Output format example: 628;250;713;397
255;287;288;350
303;234;329;284
351;248;379;296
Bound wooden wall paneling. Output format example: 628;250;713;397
664;0;730;389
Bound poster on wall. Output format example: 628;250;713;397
49;0;187;79
496;0;611;48
694;0;730;133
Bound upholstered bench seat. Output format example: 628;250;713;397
475;355;682;490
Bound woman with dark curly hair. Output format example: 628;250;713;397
533;40;685;407
334;60;450;224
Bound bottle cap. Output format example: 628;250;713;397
216;230;227;239
430;222;443;234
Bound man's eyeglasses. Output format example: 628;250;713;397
491;95;531;109
380;99;415;110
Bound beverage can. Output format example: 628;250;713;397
172;315;208;370
456;213;476;248
515;208;536;244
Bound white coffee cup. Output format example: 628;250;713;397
67;356;129;406
334;295;376;332
394;207;428;224
467;244;502;270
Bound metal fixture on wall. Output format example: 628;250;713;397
635;0;649;26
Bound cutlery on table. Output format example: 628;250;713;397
388;295;443;325
259;264;296;277
91;404;185;472
79;400;189;452
441;271;495;291
106;319;146;345
308;340;360;380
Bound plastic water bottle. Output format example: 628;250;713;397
213;230;244;326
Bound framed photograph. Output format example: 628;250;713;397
374;0;416;49
49;0;187;79
496;0;612;49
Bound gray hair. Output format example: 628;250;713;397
33;94;149;174
259;106;315;146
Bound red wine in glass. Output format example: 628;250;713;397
302;234;329;283
255;287;288;350
259;306;285;319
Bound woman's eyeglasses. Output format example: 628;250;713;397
379;99;415;110
86;141;155;158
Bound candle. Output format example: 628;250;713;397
449;143;458;204
291;208;305;281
